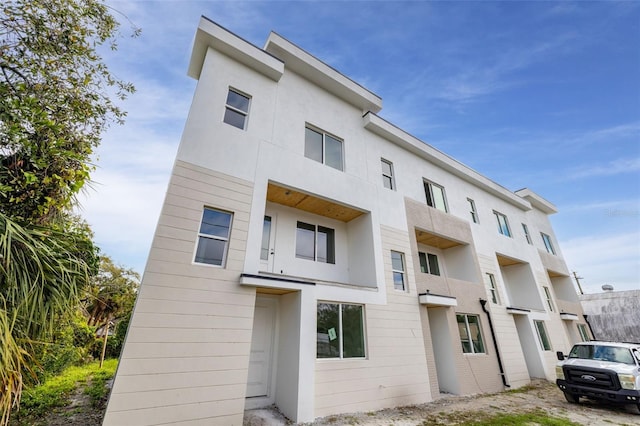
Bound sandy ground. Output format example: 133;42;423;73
244;379;640;426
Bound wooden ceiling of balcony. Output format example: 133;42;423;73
266;183;364;222
415;229;462;249
496;254;524;267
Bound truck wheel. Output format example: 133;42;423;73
563;392;579;404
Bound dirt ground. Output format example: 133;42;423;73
244;379;640;426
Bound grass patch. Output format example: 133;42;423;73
458;409;580;426
14;359;118;419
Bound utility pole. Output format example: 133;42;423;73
572;271;584;295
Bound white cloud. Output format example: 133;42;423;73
566;157;640;180
561;233;640;294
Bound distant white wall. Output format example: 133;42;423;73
581;290;640;342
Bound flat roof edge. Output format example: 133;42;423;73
364;112;532;211
515;188;558;214
188;17;284;82
264;32;382;113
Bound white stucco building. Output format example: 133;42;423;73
104;17;590;425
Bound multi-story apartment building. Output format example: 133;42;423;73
103;17;590;425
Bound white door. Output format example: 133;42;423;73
259;214;276;273
246;296;277;398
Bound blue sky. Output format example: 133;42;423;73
80;1;640;293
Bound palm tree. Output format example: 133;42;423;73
0;212;96;425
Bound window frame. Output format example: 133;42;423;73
493;211;512;237
543;286;554;312
467;198;479;223
456;314;486;354
381;158;395;190
522;223;532;245
304;125;344;171
423;180;448;212
295;221;335;264
577;324;590;342
316;302;366;359
486;273;500;304
541;232;556;255
534;320;552;351
223;88;251;130
418;251;441;276
390;250;406;291
194;207;233;267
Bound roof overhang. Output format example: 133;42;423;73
514;188;557;214
189;17;284;82
560;312;579;321
416;229;464;249
267;182;365;222
264;32;382;113
363;113;532;211
506;306;531;315
419;293;458;307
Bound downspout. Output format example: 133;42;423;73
480;299;510;388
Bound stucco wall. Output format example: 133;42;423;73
580;290;640;343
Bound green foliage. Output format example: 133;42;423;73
457;409;580;426
0;1;135;423
13;359;117;420
84;256;139;328
32;312;96;381
0;0;136;224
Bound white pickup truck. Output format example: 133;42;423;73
556;341;640;414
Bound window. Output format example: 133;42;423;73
486;273;500;304
194;208;233;266
468;198;478;223
296;222;335;263
522;223;532;245
317;302;365;359
541;233;556;255
260;216;272;261
534;320;552;351
456;314;485;354
577;324;590;342
418;252;440;276
390;251;406;291
305;126;343;171
493;211;511;237
543;286;554;312
424;180;448;212
381;158;395;190
223;88;250;129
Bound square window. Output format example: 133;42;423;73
317;302;365;359
305;125;343;171
295;222;335;264
424;180;448;212
456;314;486;354
194;208;232;266
419;251;440;276
493;211;512;237
223;88;250;129
534;320;552;351
381;159;395;190
541;233;556;255
391;251;405;291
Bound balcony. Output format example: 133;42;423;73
260;182;376;288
